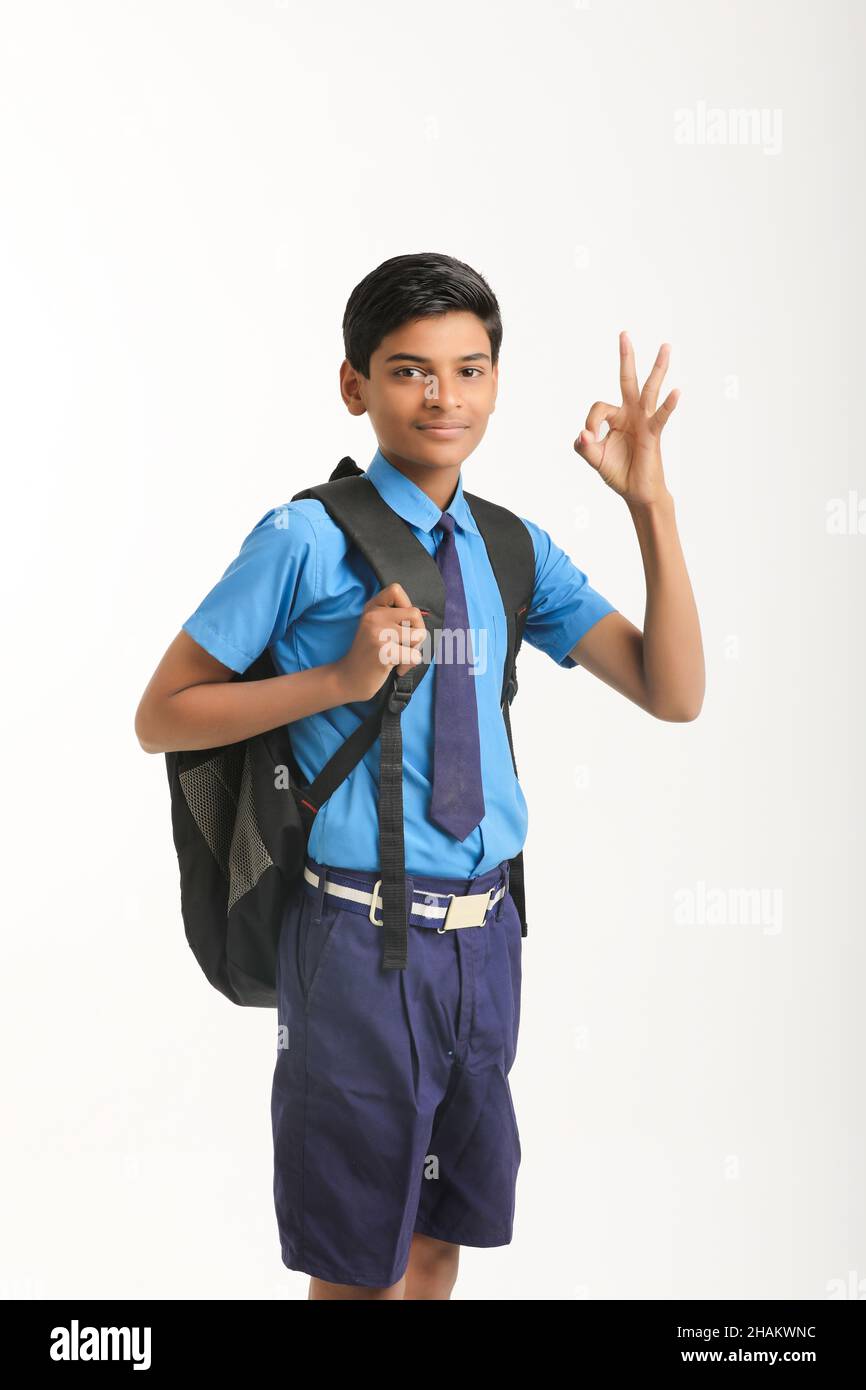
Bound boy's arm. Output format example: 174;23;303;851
569;332;704;722
568;494;704;721
134;584;427;754
134;630;349;754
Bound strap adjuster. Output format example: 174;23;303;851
387;675;414;714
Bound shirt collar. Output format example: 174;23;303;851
365;446;480;536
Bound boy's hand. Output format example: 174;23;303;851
574;332;680;508
334;582;429;703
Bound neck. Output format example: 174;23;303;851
378;447;460;513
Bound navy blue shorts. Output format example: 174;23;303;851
270;852;523;1288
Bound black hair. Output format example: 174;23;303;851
342;251;502;378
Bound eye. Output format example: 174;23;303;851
392;366;485;379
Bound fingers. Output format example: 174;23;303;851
383;620;428;676
373;614;428;645
364;581;414;612
577;335;679;463
575;400;617;469
619;330;640;405
356;582;435;685
363;583;429;676
395;653;425;676
373;607;429;668
649;387;681;435
585;400;619;437
386;617;428;647
640;342;671;414
573;428;606;470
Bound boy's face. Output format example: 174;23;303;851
341;309;498;473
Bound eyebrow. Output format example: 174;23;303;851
383;351;492;364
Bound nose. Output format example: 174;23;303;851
424;373;463;412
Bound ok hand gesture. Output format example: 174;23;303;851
574;332;680;508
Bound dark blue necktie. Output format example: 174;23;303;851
429;510;486;840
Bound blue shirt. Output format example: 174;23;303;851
182;446;617;876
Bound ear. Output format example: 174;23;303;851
339;358;368;417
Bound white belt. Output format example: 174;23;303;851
302;864;506;932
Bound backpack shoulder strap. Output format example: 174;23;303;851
289;464;451;969
462;491;535;708
291;471;447;646
463;490;536;939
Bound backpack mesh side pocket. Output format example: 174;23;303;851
226;747;274;911
178;746;245;880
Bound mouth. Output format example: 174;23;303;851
415;423;469;437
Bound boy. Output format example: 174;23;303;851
135;252;704;1300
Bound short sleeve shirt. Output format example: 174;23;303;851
182;446;616;876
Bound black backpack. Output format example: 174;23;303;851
165;456;535;1006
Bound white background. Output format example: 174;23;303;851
1;0;863;1300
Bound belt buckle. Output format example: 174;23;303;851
437;887;493;933
369;878;383;926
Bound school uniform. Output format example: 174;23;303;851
183;445;616;1286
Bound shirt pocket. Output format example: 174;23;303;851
485;592;508;697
